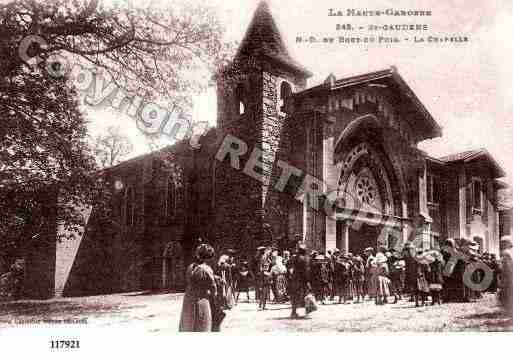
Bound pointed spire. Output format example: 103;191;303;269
236;1;311;77
324;73;336;87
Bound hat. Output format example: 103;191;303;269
375;253;387;264
444;238;456;248
195;243;215;262
297;243;307;254
425;250;442;261
218;254;229;266
394;260;406;269
364;247;374;253
257;246;266;251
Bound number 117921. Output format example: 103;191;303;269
50;340;80;349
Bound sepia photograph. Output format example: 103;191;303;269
1;0;513;352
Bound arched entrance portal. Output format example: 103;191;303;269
162;241;185;291
333;115;404;254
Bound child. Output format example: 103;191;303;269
415;254;430;307
428;252;444;305
352;256;366;303
236;261;253;303
389;253;405;304
375;253;391;305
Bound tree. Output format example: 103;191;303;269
0;0;232;268
92;126;134;168
0;70;104;264
1;0;232;110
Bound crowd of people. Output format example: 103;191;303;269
178;236;513;332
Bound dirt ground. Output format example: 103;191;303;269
1;292;512;332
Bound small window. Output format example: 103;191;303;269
235;84;246;115
473;179;482;211
166;177;176;218
427;175;440;205
431;235;440;250
125;187;135;226
279;81;292;113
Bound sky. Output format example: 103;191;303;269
88;0;513;185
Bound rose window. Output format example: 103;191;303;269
355;176;377;205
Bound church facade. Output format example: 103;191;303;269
24;2;508;299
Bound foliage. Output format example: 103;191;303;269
0;0;233;268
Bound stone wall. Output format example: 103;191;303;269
214;56;310;257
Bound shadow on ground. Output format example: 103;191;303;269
455;310;513;331
122;290;184;297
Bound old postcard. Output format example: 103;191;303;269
1;0;512;355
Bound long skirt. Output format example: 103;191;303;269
179;290;195;331
353;277;364;297
377;275;391;297
366;273;378;297
179;293;212;332
289;281;307;308
499;263;513;314
274;274;288;302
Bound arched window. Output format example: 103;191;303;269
166;177;176;218
235;84;246;115
279;81;292;113
125;186;135;226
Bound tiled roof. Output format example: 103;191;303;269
435;148;506;178
438;149;486;163
331;69;396;89
236;1;311;77
295;67;442;140
496;179;510;189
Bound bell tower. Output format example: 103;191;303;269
214;1;312;253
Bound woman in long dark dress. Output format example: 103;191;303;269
178;260;198;331
289;243;311;318
178;244;218;332
403;246;418;302
257;248;272;310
